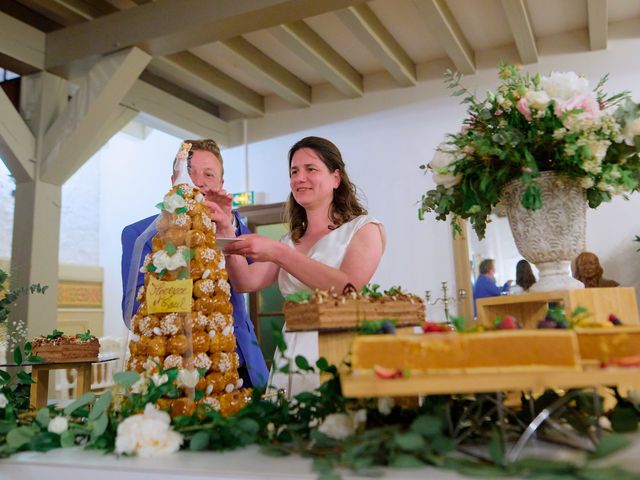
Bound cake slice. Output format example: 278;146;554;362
31;330;99;363
351;330;580;373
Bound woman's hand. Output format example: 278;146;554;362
223;234;283;263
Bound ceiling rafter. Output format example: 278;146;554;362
149;53;265;117
412;0;475;74
219;37;311;107
272;21;363;98
500;0;538;64
337;4;416;87
0;10;46;72
587;0;608;50
45;0;367;69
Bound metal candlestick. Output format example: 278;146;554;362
425;281;467;322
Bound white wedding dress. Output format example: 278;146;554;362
270;215;386;397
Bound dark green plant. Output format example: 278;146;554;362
0;268;48;324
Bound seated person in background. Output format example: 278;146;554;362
473;259;512;316
511;259;536;294
573;251;620;288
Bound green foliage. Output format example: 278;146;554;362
284;291;313;304
419;64;640;238
361;284;382;298
76;330;95;342
0;268;48;324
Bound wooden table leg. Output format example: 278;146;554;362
76;364;92;396
30;366;50;409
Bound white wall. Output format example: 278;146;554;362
98;129;182;337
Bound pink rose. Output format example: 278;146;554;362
554;93;601;121
516;98;532;121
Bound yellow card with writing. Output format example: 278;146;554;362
146;276;193;313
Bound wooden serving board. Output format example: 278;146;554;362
341;367;640;398
284;299;424;332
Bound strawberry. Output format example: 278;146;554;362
422;321;451;333
497;315;518;330
610;354;640;367
374;365;403;379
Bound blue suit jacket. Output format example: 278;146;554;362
120;211;268;388
472;274;511;316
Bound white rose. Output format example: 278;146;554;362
177;369;200;388
116;403;182;458
48;416;69;434
524;90;551;111
162;193;186;213
428;144;462;189
622;117;640;146
317;409;367;440
151;373;169;386
0;393;7;409
152;247;188;271
377;397;395;416
540;71;590;101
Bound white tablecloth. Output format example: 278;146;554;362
2;438;640;480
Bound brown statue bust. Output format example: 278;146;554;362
573;252;620;288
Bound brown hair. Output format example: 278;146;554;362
478;259;495;275
284;136;366;243
515;259;536;291
174;139;224;177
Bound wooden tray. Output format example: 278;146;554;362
284;298;425;332
341;367;640;398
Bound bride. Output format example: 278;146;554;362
219;136;385;395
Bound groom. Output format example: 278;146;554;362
120;139;268;388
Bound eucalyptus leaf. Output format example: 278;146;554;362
35;408;50;428
6;426;35;448
189;431;210;451
90;412;109;441
23;342;32;357
295;355;312;372
0;419;17;434
488;428;505;466
393;431;426;451
411;415;442;437
60;430;76;448
390;454;424;468
16;371;34;384
64;391;96;416
13;345;22;365
589;433;631;459
610;406;639;433
89;391;113;421
0;369;10;383
113;371;140;389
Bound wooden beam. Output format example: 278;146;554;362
220;37;311;107
41;47;150;184
0;87;36;182
17;0;88;25
149;53;264;117
122;80;229;146
337;4;416;87
412;0;475;74
500;0;538;64
45;0;367;69
272;21;363;98
0;10;45;72
52;0;118;19
587;0;608;50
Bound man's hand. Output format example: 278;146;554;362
203;188;235;237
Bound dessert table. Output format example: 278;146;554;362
3;438;640;480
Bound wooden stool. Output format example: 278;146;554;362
30;361;93;408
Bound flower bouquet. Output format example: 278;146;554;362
420;64;640;240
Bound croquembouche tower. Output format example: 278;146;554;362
126;142;250;417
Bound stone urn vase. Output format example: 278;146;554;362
501;171;586;292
